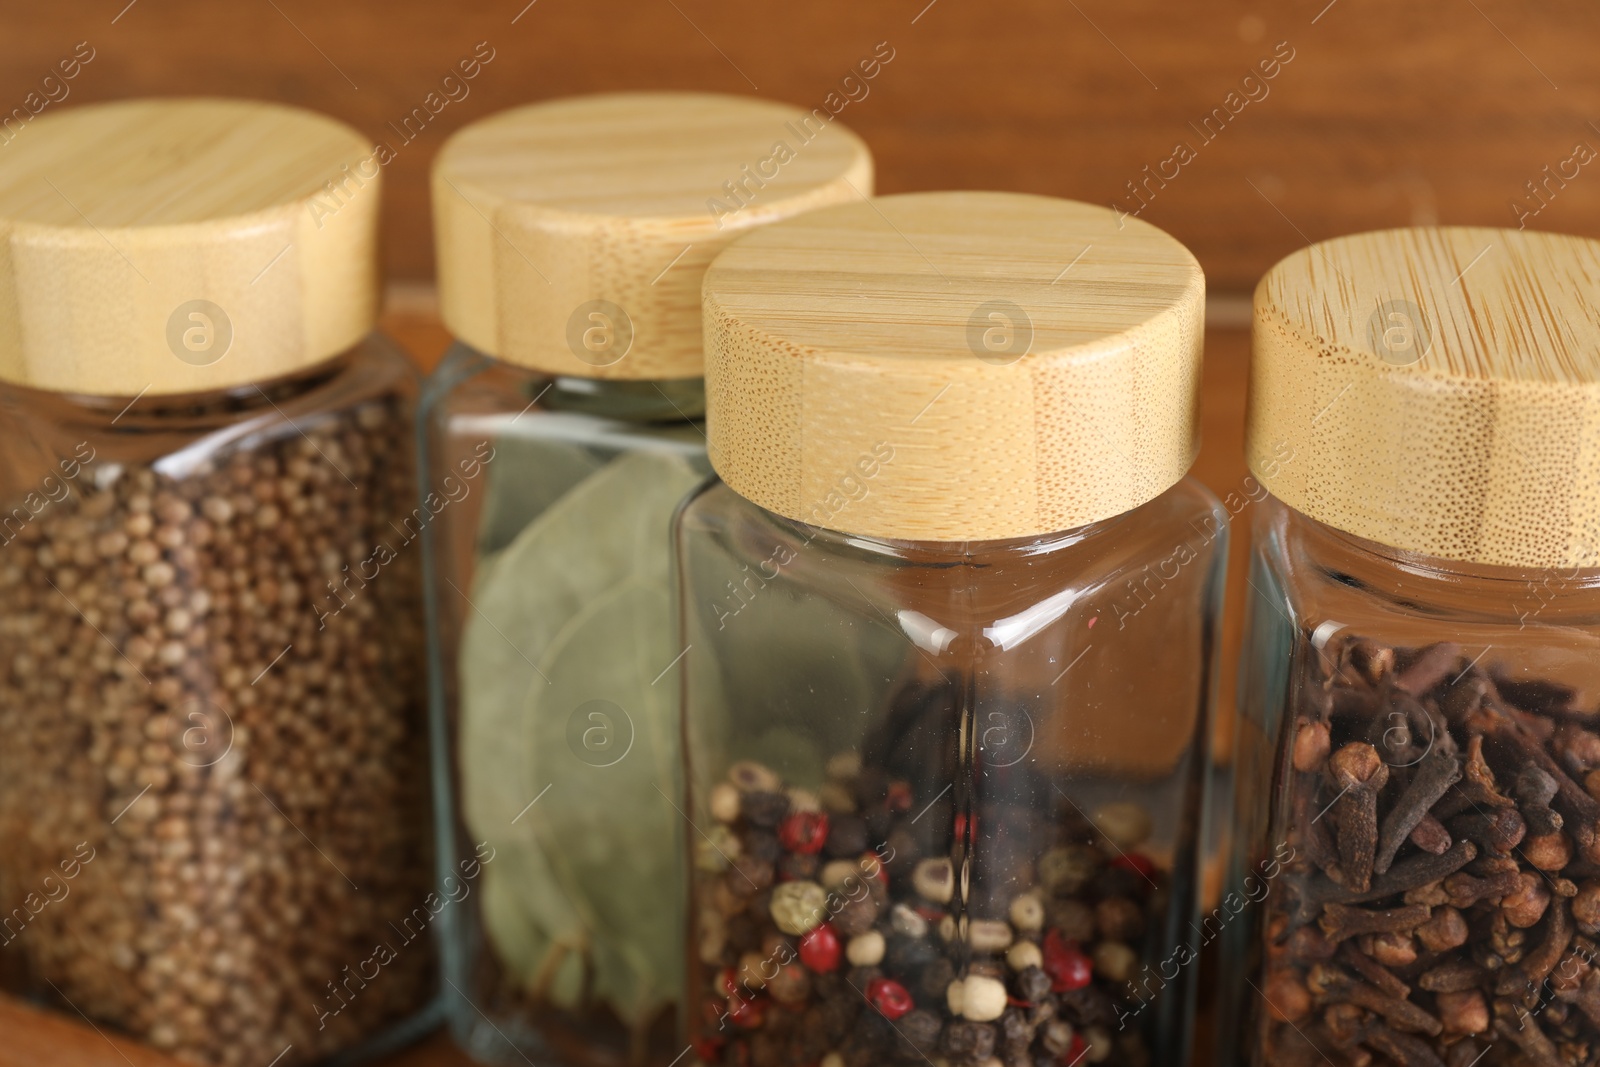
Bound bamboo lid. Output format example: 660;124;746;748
1250;226;1600;570
0;98;380;397
432;92;873;381
703;191;1206;541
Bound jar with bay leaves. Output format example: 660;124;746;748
0;100;433;1065
1224;228;1600;1067
421;93;872;1067
676;192;1226;1067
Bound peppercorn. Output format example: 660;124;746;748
744;791;792;827
745;829;784;865
767;962;812;1005
866;976;914;1020
1043;931;1093;992
770;881;828;935
919;956;957;1000
796;923;840;974
824;815;869;858
1016;965;1053;1004
779;811;830;854
832;892;881;937
884;932;940;977
897;1008;944;1054
942;1020;997;1062
777;852;820;882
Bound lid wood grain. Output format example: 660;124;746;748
0;98;380;397
432;92;873;381
703;191;1206;541
1250;226;1600;569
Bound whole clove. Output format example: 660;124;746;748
1256;636;1600;1067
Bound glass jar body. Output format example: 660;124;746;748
675;476;1227;1067
0;337;434;1066
419;343;710;1067
1224;496;1600;1067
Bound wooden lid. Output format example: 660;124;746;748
432;92;873;381
0;98;380;397
1250;226;1600;569
703;191;1206;541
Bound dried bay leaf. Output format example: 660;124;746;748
458;448;704;1023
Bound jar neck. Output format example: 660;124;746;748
1271;495;1600;623
540;373;705;423
4;352;354;431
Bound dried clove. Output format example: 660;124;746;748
1374;746;1461;875
1319;903;1430;944
1257;633;1600;1067
1330;743;1389;892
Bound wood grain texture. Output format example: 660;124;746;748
1251;226;1600;568
433;92;872;379
0;98;380;396
4;0;1597;294
703;191;1205;539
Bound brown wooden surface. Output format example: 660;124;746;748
5;0;1598;293
0;307;1251;1067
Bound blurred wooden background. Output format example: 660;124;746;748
7;0;1598;293
3;2;1592;1063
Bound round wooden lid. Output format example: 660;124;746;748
0;98;380;397
432;92;873;381
1250;226;1600;569
703;191;1206;541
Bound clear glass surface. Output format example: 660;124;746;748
675;476;1228;1067
1225;496;1600;1067
0;337;434;1066
419;342;710;1067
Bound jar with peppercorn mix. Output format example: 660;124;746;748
0;99;433;1065
420;93;871;1067
1225;227;1600;1067
676;191;1227;1067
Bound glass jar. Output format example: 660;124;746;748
1225;226;1600;1067
421;93;872;1067
0;100;434;1065
678;191;1225;1067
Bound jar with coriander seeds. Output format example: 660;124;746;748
0;99;433;1065
1225;227;1600;1067
677;191;1226;1067
421;92;871;1067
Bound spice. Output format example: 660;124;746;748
459;447;706;1056
695;746;1160;1066
1260;634;1600;1066
0;390;429;1066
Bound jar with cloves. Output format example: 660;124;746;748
1225;227;1600;1067
0;100;432;1065
420;93;870;1066
676;191;1227;1067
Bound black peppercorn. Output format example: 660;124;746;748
1016;965;1052;1004
1000;1007;1032;1049
884;932;939;976
919;956;956;1000
824;815;870;857
745;828;784;863
833;893;880;937
743;791;791;827
942;1021;997;1062
846;964;884;991
898;1008;944;1055
777;852;819;882
840;1011;893;1067
817;991;858;1041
